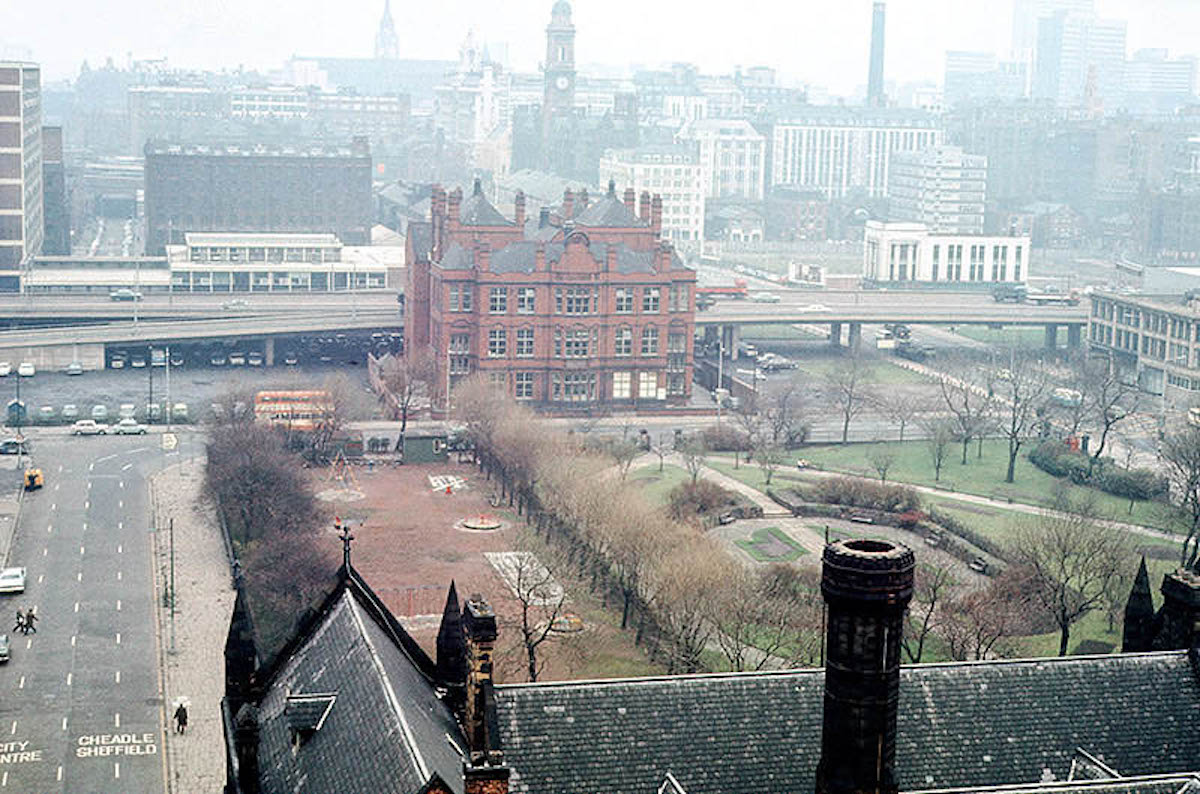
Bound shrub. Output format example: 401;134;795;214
701;424;750;452
668;479;737;521
814;477;921;514
1029;440;1167;503
897;510;926;529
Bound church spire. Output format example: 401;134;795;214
374;0;399;59
1122;556;1156;653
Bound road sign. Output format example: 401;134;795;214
161;433;177;451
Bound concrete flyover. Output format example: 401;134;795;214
0;310;401;369
0;290;401;321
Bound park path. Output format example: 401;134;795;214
629;452;791;518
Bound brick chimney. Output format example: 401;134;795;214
562;188;575;220
514;191;526;227
1153;568;1200;650
815;539;914;794
464;763;510;794
535;244;546;271
650;194;663;239
623;187;636;214
639;190;652;223
448;187;463;229
431;185;447;261
463;594;501;765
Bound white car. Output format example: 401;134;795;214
0;567;26;594
797;304;830;312
750;292;781;303
71;419;107;436
112;418;147;435
0;362;9;377
16;362;34;377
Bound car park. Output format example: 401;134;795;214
62;404;79;420
172;403;189;420
0;438;29;455
109;356;125;369
37;406;55;423
113;418;147;435
750;292;781;303
72;419;107;435
222;299;250;310
210;353;227;366
65;361;84;376
0;632;9;663
0;567;27;593
283;353;299;366
0;362;10;377
91;405;109;421
17;362;34;377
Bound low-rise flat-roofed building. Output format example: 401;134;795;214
20;255;169;293
863;220;1030;287
1087;289;1200;400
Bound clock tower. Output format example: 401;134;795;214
542;0;576;138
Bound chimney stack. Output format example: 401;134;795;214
514;190;526;227
815;539;914;794
639;190;652;223
1153;568;1200;650
623;187;637;214
448;187;463;228
431;185;447;261
579;188;590;210
463;594;501;766
562;188;575;220
650;194;663;239
538;207;550;229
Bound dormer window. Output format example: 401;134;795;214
286;693;337;752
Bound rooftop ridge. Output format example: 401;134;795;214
908;771;1200;794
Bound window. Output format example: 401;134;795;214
641;326;659;356
516;328;534;357
489;287;507;314
450;356;470;375
517;287;536;314
615;287;634;314
614;327;632;357
449;333;470;354
565;328;590;358
638;372;658;399
556;286;593;315
487;328;507;357
488;372;507;389
515;372;534;400
669;284;689;312
931;245;940;281
612;372;632;399
642;287;661;313
552;372;596;402
449;283;472;312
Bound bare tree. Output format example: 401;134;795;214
868;446;896;484
653;431;672;473
609;438;642;481
1080;355;1139;475
993;350;1049;484
756;444;786;486
505;543;570;682
875;390;922;443
714;565;822;671
680;437;708;485
1011;508;1129;656
922;418;955;481
733;399;764;468
825;354;868;444
902;560;954;663
378;350;436;433
763;383;810;448
654;547;726;673
938;363;994;465
940;584;1018;661
1161;425;1200;572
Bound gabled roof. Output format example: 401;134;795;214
573;195;645;228
495;651;1200;794
254;574;466;794
459;182;514;227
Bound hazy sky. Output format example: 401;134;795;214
4;0;1198;94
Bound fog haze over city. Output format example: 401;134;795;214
5;0;1198;93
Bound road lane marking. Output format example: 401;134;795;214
117;572;122;581
116;599;121;611
117;544;122;554
88;463;94;472
36;575;42;584
80;545;85;555
24;640;29;649
71;635;76;647
54;484;59;491
76;572;82;582
118;481;124;489
9;721;15;735
118;500;123;508
2;770;7;786
61;718;67;731
17;677;23;690
57;465;62;473
74;602;79;613
82;522;87;531
50;504;55;511
66;673;72;686
46;525;51;534
42;548;46;557
117;522;123;530
114;714;120;728
115;671;121;683
56;766;62;781
85;501;89;509
114;762;120;779
115;633;121;645
121;463;133;471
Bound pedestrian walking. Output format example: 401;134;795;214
12;610;24;634
23;608;36;635
174;703;188;735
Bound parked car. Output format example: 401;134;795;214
797;304;830;312
0;362;9;377
37;406;55;423
0;438;29;455
130;355;147;368
62;404;79;420
0;567;26;594
750;292;781;303
112;418;147;435
210;353;227;367
16;362;34;377
0;632;9;663
222;299;250;310
65;361;84;376
283;353;299;366
72;419;107;436
146;403;162;422
119;403;136;420
247;351;264;366
228;352;246;366
109;356;125;369
109;288;143;301
170;353;184;367
91;405;109;421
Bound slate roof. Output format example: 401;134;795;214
409;221;432;261
458;192;514;227
919;774;1200;794
486;240;657;275
573;195;645;228
255;587;466;794
495;651;1200;794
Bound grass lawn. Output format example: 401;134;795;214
735;526;808;562
741;323;821;341
951;325;1052;348
707;458;808;493
628;463;692;506
798;439;1175;530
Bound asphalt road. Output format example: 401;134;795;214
0;430;200;792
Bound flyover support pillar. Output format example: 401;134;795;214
1067;325;1081;349
830;322;842;348
1044;324;1059;350
847;322;862;352
264;337;275;366
728;324;740;361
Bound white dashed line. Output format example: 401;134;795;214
50;503;56;511
2;770;7;786
56;766;62;782
16;677;22;690
74;602;79;613
36;574;43;584
46;525;51;534
115;670;121;683
88;463;94;472
116;599;121;611
115;633;121;645
117;522;123;530
114;713;120;728
71;635;76;647
42;547;47;557
66;673;72;686
54;484;59;491
118;500;123;508
76;572;82;582
24;639;29;650
117;544;123;554
56;465;62;473
117;571;122;581
61;717;67;731
9;721;15;735
114;762;120;779
80;545;85;555
82;522;87;531
118;481;124;489
85;500;89;509
121;463;133;471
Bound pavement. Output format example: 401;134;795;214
0;428;200;792
149;457;235;794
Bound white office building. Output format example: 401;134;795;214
1033;11;1127;110
863;221;1029;285
770;108;943;199
675;118;766;200
888;145;987;235
597;145;705;244
0;62;42;276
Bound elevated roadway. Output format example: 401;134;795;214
0;291;401;322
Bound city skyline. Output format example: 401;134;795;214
3;0;1197;96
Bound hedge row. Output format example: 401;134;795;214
1028;441;1168;503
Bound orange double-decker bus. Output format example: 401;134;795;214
253;390;333;433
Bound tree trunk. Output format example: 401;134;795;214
898;421;906;443
400;408;408;433
526;640;539;682
1058;624;1070;657
961;438;970;465
842;413;851;444
621;590;632;630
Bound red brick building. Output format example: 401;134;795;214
406;179;697;408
